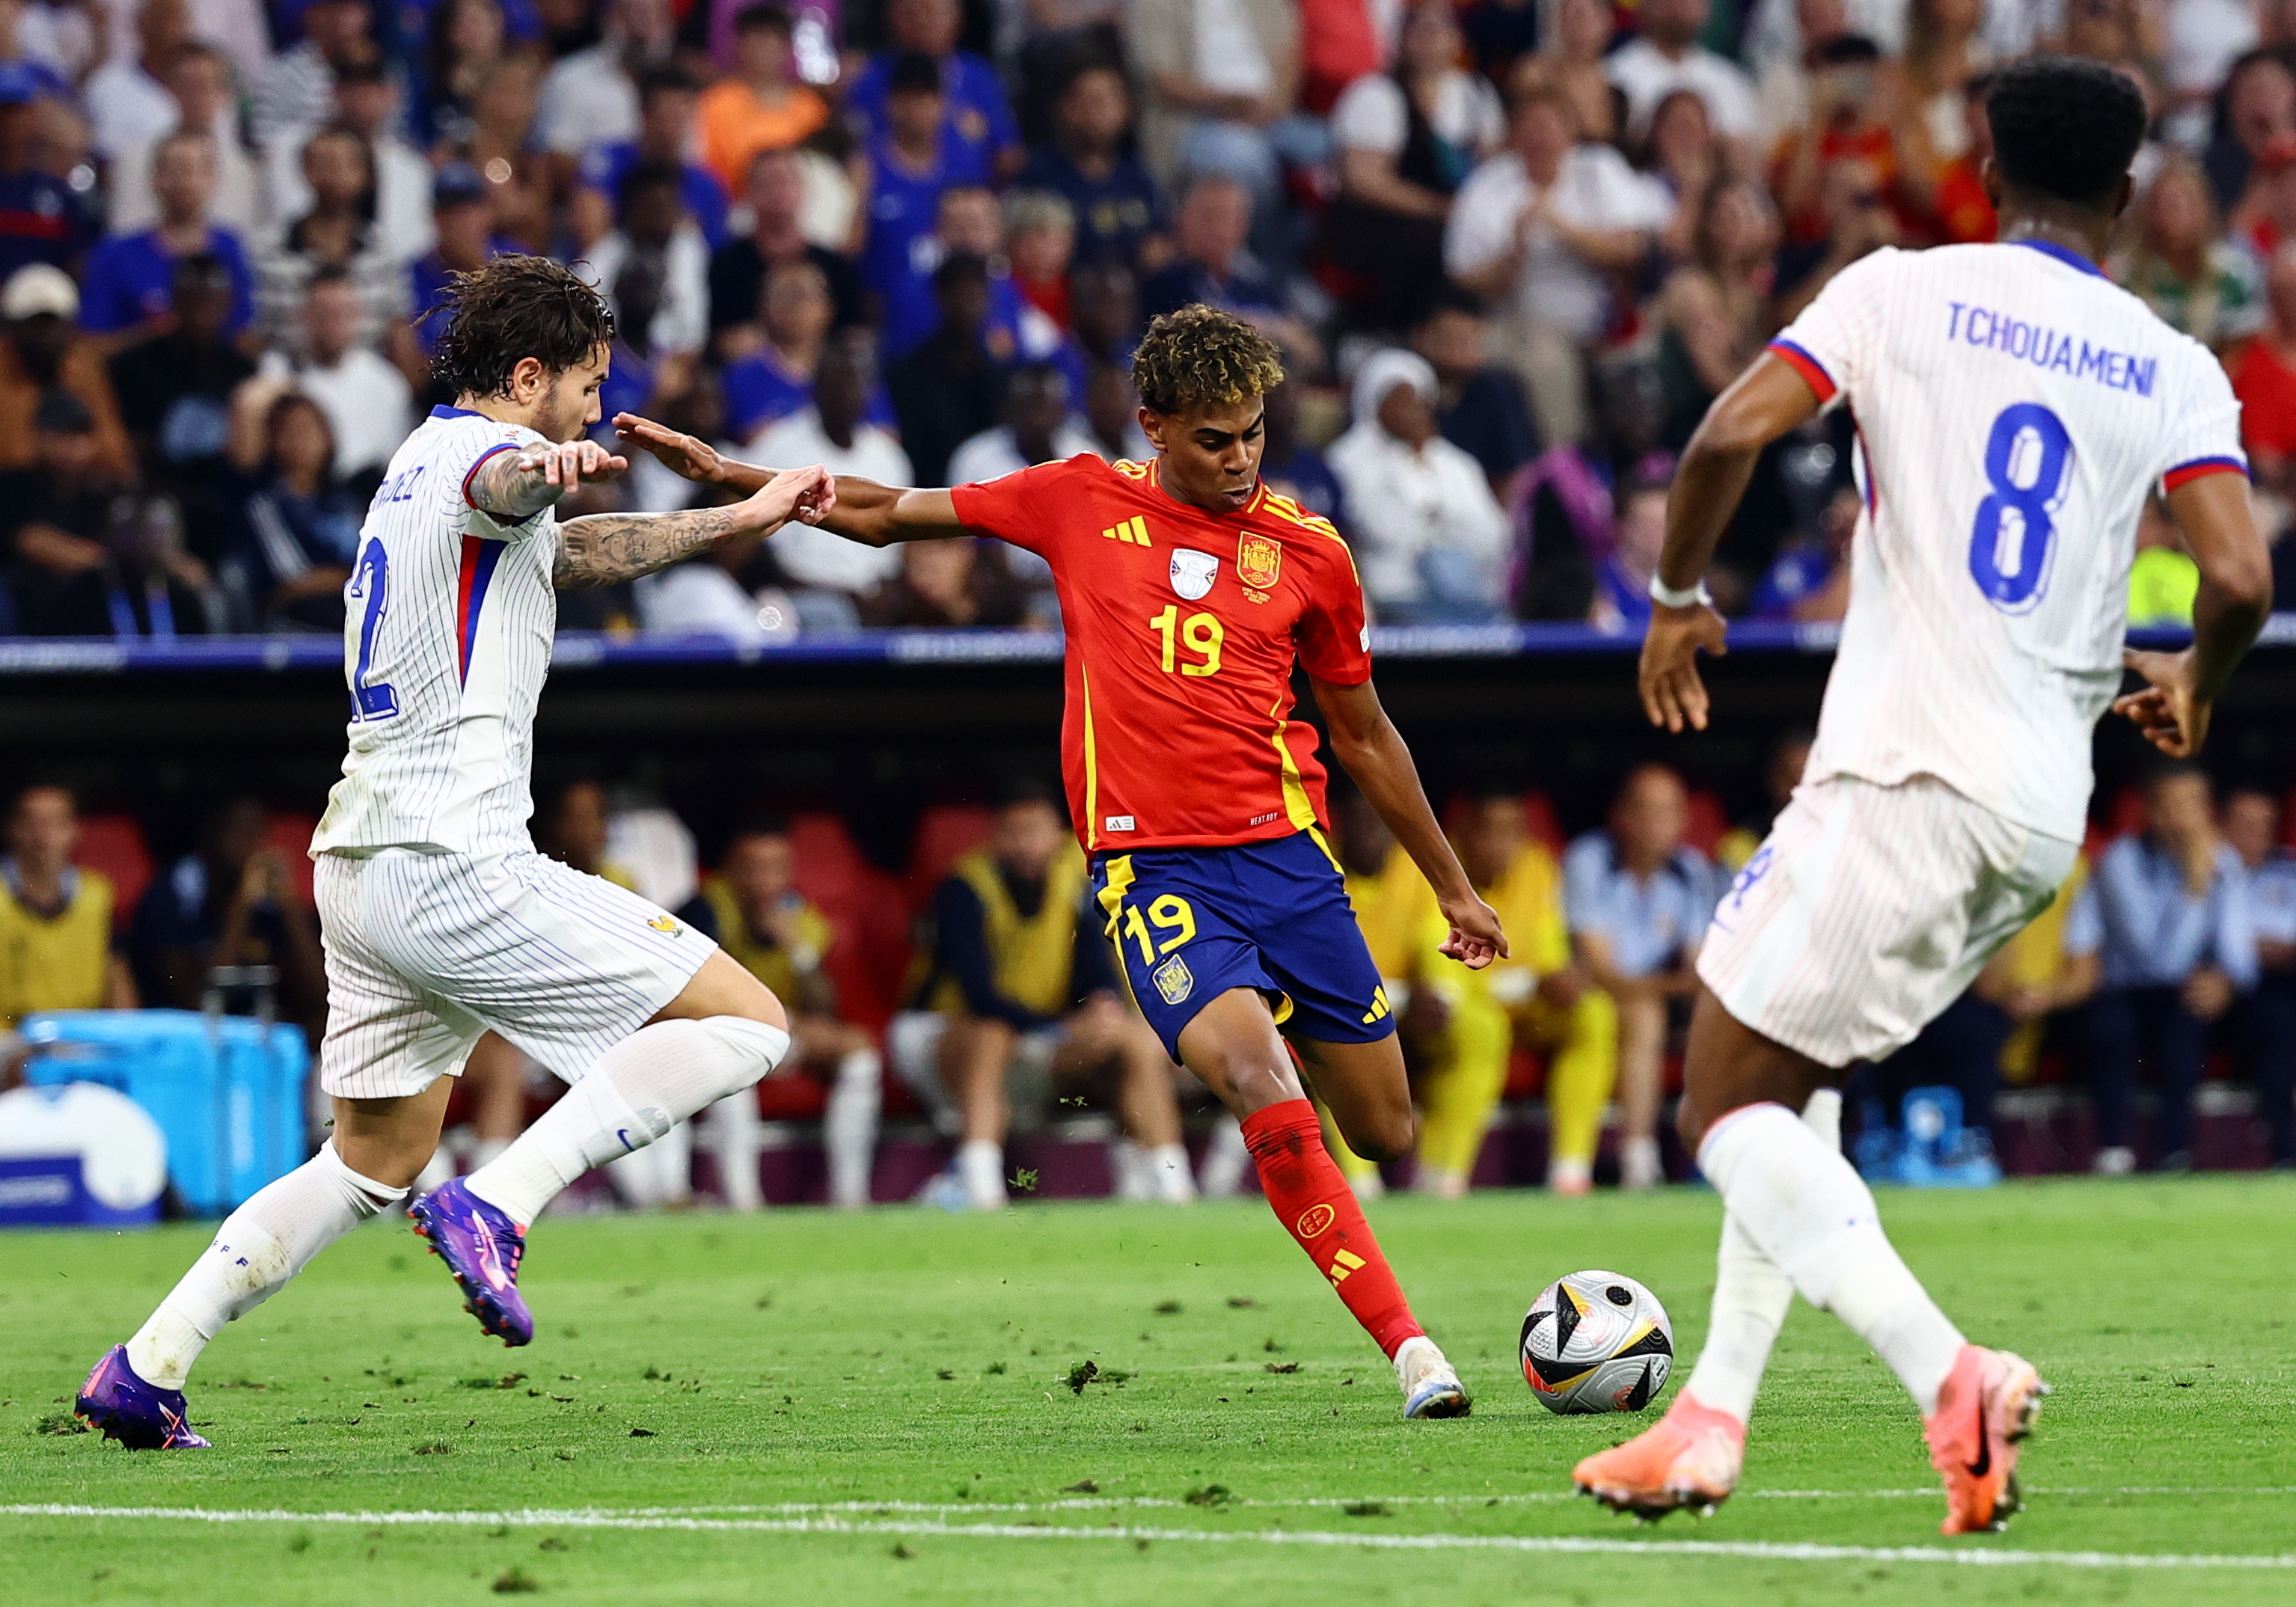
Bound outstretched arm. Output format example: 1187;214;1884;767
612;412;967;546
2113;471;2274;757
1311;675;1507;969
552;464;836;589
1639;352;1819;733
467;436;629;521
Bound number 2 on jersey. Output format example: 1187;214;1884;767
1148;606;1224;676
348;537;399;721
1966;402;2074;613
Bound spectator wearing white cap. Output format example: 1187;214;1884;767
1326;348;1511;622
105;42;262;239
0;264;135;483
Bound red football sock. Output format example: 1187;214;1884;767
1240;1098;1425;1359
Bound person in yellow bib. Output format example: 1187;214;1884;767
1;785;137;1042
900;781;1191;1210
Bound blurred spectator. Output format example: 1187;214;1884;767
441;54;548;243
723;257;838;438
1447;79;1669;448
1655;175;1780;447
1714;726;1810;869
0;783;136;1026
1139;172;1319;366
0;263;132;481
1068;257;1139;371
1328;349;1508;623
708;145;865;361
1772;131;1902;321
406;161;499;371
1255;374;1342;524
79;128;253;342
848;0;1021;186
131;795;325;1030
1564;763;1717;1190
1877;0;1986;231
257;266;415;488
752;331;908;616
108;253;254;534
1605;0;1758;162
900;781;1189;1210
1970;855;2098;1092
1640;88;1722;259
2205;49;2295;215
860;534;1030;626
1509;352;1671;619
1463;0;1541;82
251;0;372;153
267;52;437;271
416;0;505;150
574;65;730;256
946;360;1094;483
2232;243;2296;504
697;817;886;1207
1413;284;1537;491
1749;0;1865;145
1003;189;1074;334
2116;153;2265;352
887;251;1004;486
105;42;259;237
536;0;673;165
1770;37;1908;267
584;159;711;360
634;522;775;640
1927;70;1998;244
1127;0;1305;206
1015;61;1162;270
2126;495;2199;628
0;64;94;280
2073;763;2259;1175
1750;481;1857;621
254;124;411;352
1412;791;1615;1198
1080;362;1148;460
219;385;359;630
1589;473;1669;633
860;55;993;358
2225;786;2296;1166
1534;0;1626;147
693;4;827;200
1324;0;1504;331
84;0;189;160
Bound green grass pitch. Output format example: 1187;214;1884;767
3;1177;2292;1606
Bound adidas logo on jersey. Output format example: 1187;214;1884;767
1102;515;1150;545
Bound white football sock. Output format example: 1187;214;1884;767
1684;1089;1841;1423
467;1017;789;1225
957;1139;1006;1209
1196;1115;1249;1199
1110;1137;1149;1201
1621;1135;1663;1190
126;1142;404;1389
825;1047;882;1208
708;1088;764;1212
1148;1142;1197;1204
1697;1100;1965;1415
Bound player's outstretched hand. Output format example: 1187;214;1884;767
1437;892;1508;971
741;462;835;531
1639;601;1729;733
521;438;625;489
613;413;725;484
2113;646;2211;758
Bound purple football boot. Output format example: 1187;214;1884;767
76;1345;210;1449
408;1178;533;1346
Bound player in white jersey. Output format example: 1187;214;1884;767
76;257;835;1450
1573;59;2274;1533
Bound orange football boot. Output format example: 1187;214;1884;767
1923;1344;2048;1535
1573;1390;1746;1519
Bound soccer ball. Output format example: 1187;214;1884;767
1519;1270;1674;1415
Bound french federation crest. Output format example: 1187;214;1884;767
1151;952;1195;1005
1169;548;1219;601
1237;533;1282;590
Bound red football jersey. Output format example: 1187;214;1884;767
949;454;1373;854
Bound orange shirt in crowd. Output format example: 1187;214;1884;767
694;81;830;195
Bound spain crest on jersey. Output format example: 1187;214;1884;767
1237;533;1282;591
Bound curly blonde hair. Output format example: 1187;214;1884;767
1131;304;1285;417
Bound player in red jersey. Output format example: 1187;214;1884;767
618;306;1508;1418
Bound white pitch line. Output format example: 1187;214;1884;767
1;1505;2290;1571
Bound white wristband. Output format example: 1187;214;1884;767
1647;573;1712;610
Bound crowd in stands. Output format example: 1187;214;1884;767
0;0;2292;637
7;751;2293;1205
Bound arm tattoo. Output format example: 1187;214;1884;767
552;504;749;589
466;449;568;521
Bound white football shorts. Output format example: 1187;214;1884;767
314;848;718;1099
1697;774;2080;1068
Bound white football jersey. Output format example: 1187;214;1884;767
1770;242;2247;843
310;406;560;857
